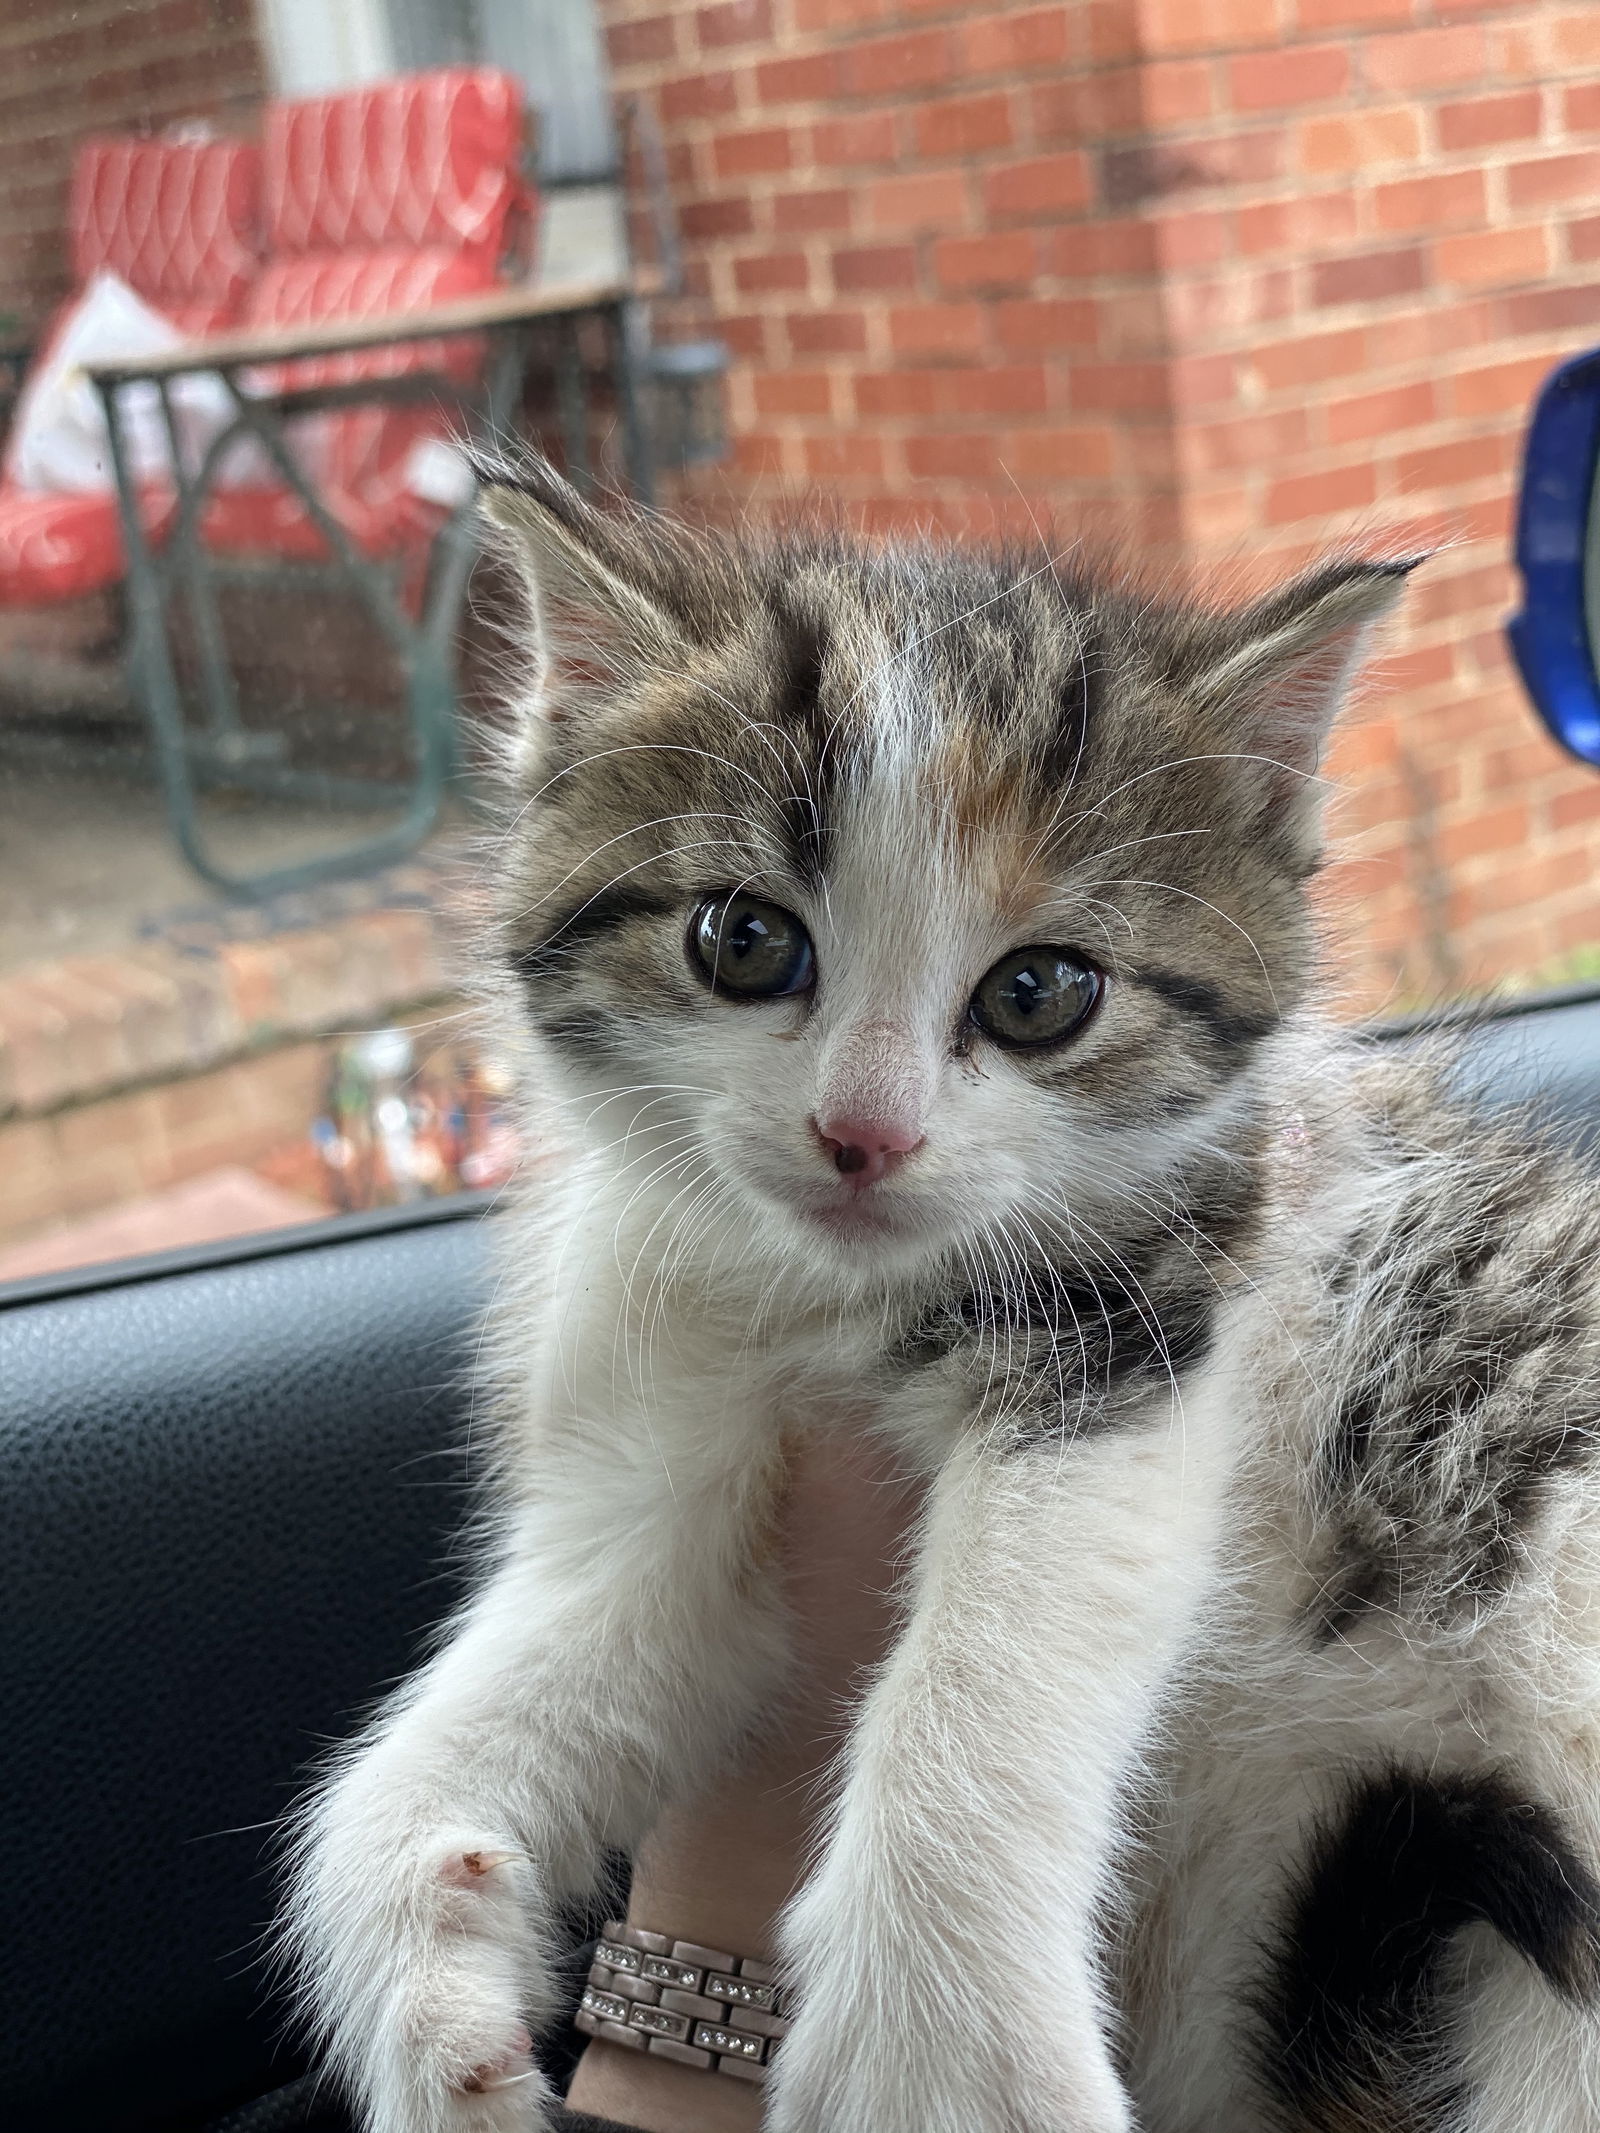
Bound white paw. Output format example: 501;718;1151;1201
294;1831;559;2133
770;1880;1131;2133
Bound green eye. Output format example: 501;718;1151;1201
690;893;815;998
970;947;1101;1048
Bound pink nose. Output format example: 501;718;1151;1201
811;1115;925;1189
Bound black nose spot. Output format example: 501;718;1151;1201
834;1143;868;1174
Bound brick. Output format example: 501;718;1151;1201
717;313;770;362
993;297;1100;350
1300;108;1422;172
1169;353;1239;409
983;152;1092;221
1180;408;1316;471
999;424;1116;480
606;15;678;66
772;187;852;234
905;432;1002;480
1395;436;1513;491
866;170;971;233
754;53;841;105
945;364;1050;416
1254;327;1370;391
804;435;886;480
791;0;890;26
660;72;739;124
1144;59;1216;126
1436;92;1542;152
934;231;1037;292
845;30;954;98
727;431;790;478
853;369;942;419
682;196;757;242
1236;193;1361;256
832;244;918;292
732;250;809;295
1373;170;1486;233
1505;153;1600;214
1438;805;1529;869
1298;0;1420;25
1549;10;1600;73
1565;84;1600;136
1434;227;1550;288
1229;46;1351;114
712;127;792;179
1361;25;1486;91
1552;784;1600;831
1030;71;1143;141
1083;0;1142;61
1570;216;1600;264
696;0;772;51
960;7;1075;78
888;302;986;361
811;113;898;168
1502;284;1600;337
1143;0;1278;53
914;93;1014;161
1311;246;1426;307
786;308;870;356
752;372;832;418
1151;209;1231;270
1266;464;1379;526
1067;361;1169;413
1326;381;1437;445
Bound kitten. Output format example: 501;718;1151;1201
285;459;1600;2133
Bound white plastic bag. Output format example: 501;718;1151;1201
5;270;238;494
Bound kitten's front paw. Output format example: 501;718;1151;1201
297;1833;558;2133
768;1880;1131;2133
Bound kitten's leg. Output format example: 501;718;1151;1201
767;1390;1232;2133
285;1381;786;2133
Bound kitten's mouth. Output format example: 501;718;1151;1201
799;1192;913;1241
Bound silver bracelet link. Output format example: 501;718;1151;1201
575;1918;790;2084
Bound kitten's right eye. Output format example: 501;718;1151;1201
690;893;815;998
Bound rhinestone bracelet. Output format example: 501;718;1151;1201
575;1919;789;2085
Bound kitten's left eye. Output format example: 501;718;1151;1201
690;892;815;998
970;947;1101;1047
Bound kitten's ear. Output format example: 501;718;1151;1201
474;453;696;671
1185;552;1423;861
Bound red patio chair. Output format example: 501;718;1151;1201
0;135;260;608
200;66;530;573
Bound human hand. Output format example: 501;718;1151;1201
563;1429;919;2132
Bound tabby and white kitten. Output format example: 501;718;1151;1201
287;461;1600;2133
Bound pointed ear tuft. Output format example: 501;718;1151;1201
473;451;695;667
1184;551;1424;868
1190;552;1423;764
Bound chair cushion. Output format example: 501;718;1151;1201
0;480;174;605
204;246;497;564
245;244;496;392
264;67;526;266
69;136;261;323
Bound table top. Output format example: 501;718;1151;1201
86;270;657;386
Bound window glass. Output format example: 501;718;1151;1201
1;0;1595;1283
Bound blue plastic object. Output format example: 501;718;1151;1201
1507;343;1600;769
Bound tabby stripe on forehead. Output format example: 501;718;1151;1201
511;884;681;986
769;602;834;888
1133;965;1277;1053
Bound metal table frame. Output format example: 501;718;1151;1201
87;274;658;899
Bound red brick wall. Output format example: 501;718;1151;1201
0;0;264;333
602;0;1600;1013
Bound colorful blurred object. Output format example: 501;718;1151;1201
311;1026;520;1211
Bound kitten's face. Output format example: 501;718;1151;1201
486;469;1409;1296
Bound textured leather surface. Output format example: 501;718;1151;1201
0;1214;487;2129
